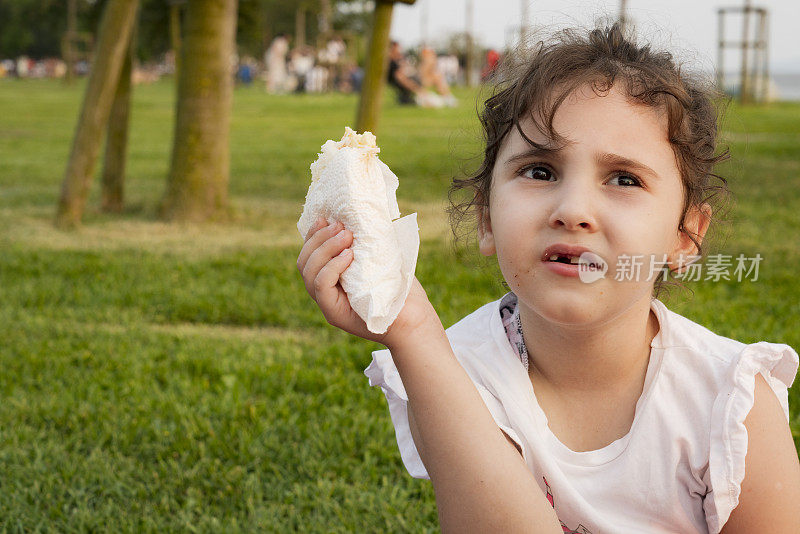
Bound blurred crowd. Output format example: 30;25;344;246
1;37;503;108
0;54;167;83
259;34;505;109
0;57;70;79
260;34;363;94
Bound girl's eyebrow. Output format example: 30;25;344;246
596;153;659;178
505;147;659;179
504;146;563;166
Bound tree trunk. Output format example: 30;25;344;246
161;0;237;223
170;2;182;80
63;0;78;84
355;1;394;135
55;0;140;228
101;32;134;213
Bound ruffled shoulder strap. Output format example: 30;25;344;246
364;347;523;479
703;341;799;533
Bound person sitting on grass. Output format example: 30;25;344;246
387;41;422;106
419;47;458;108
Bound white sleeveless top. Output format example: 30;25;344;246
364;294;798;533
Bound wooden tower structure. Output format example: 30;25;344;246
717;1;770;104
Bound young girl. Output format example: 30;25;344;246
297;24;800;533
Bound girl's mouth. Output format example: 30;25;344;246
541;245;606;280
543;255;582;277
547;254;582;265
541;244;593;264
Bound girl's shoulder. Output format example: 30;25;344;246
441;295;526;382
651;299;745;356
650;299;798;388
443;298;500;346
651;300;799;533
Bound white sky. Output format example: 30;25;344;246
391;0;800;73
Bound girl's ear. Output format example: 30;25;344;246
477;201;496;257
671;203;712;265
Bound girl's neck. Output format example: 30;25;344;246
518;295;659;394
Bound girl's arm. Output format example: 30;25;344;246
718;374;800;533
298;218;562;533
391;325;563;533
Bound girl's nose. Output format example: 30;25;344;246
547;181;598;231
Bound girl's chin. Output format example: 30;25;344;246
534;304;607;328
516;284;653;328
516;291;604;325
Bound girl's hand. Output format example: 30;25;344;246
297;216;442;348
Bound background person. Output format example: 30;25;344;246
386;41;422;105
419;47;457;107
264;33;289;93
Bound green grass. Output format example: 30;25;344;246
0;78;798;531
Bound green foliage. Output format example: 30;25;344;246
135;0;171;63
0;0;71;58
1;0;373;63
0;0;158;62
0;78;798;529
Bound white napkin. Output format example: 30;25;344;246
297;127;420;334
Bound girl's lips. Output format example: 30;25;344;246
543;260;581;277
540;244;605;279
541;243;593;261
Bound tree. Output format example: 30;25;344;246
55;0;140;228
355;0;415;134
100;28;135;213
241;0;371;58
0;0;67;59
160;0;238;222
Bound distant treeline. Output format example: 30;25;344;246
0;0;372;61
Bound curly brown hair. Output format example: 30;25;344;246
448;23;731;277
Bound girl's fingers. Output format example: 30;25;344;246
304;216;328;241
297;218;340;273
301;227;354;297
313;248;354;316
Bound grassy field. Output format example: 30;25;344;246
0;78;798;532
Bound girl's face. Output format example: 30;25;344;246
478;83;709;326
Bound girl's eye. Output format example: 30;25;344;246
521;166;555;182
609;174;642;187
